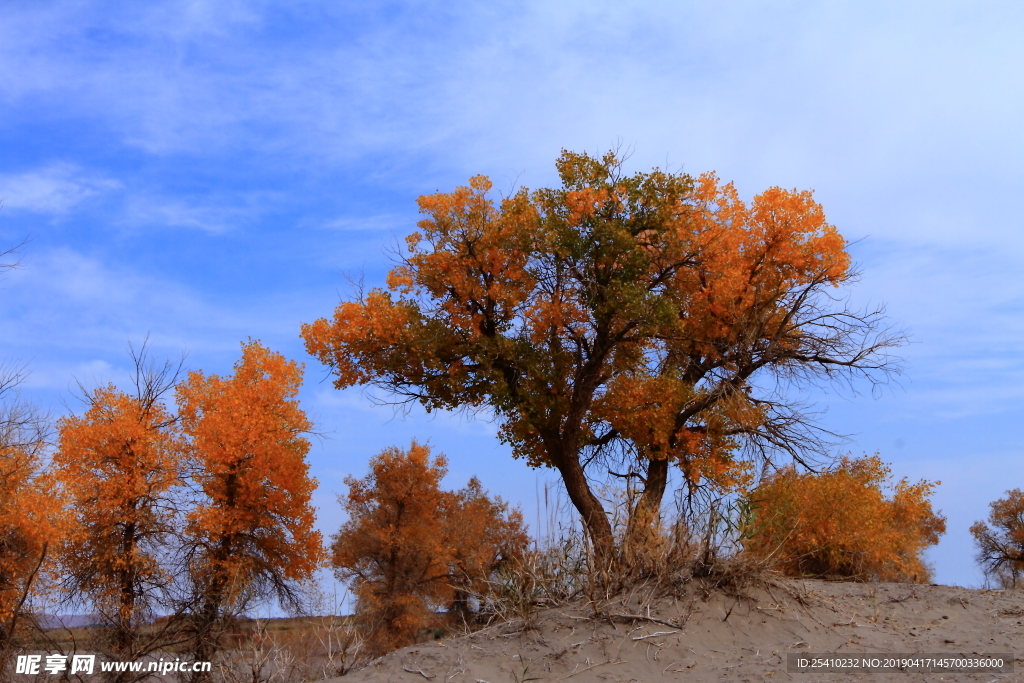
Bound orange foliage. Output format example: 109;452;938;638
176;341;324;660
302;150;899;566
744;455;945;582
0;420;60;658
446;477;530;618
332;441;528;653
52;384;182;649
970;490;1024;588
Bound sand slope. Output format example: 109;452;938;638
329;580;1024;682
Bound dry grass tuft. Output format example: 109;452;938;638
211;616;366;682
472;489;783;634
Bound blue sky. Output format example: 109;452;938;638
1;1;1022;589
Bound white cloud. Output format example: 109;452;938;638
0;248;237;364
120;193;271;233
321;214;410;232
1;1;1021;218
0;164;121;215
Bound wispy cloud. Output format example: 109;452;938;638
120;192;272;233
0;247;222;357
0;164;121;215
321;214;410;232
0;245;343;391
2;3;1021;240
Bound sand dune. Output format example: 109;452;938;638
330;580;1024;682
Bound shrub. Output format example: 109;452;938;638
331;441;528;654
970;489;1024;588
743;455;945;582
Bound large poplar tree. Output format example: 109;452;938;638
302;150;903;568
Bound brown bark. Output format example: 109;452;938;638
189;560;228;683
550;447;616;572
115;519;137;657
190;486;235;683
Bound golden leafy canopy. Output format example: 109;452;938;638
51;384;182;626
0;440;61;627
970;489;1024;588
744;455;946;582
177;340;324;604
303;150;854;490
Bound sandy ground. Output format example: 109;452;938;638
328;580;1024;682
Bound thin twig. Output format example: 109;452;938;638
632;630;682;640
607;613;683;629
404;666;436;679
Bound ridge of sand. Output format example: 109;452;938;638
329;580;1024;682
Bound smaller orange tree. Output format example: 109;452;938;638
52;382;183;655
445;477;531;621
743;455;945;582
0;399;60;671
332;441;528;653
970;489;1024;588
176;341;324;673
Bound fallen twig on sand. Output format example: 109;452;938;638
403;665;435;679
632;630;681;640
607;613;683;629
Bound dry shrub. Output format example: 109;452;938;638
742;455;945;582
970;489;1024;589
211;616;365;683
608;485;775;596
477;484;774;627
477;530;590;628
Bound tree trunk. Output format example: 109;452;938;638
449;589;471;626
115;520;137;658
623;457;669;570
189;600;218;683
190;538;232;683
551;450;616;572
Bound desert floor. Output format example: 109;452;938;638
329;580;1024;682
